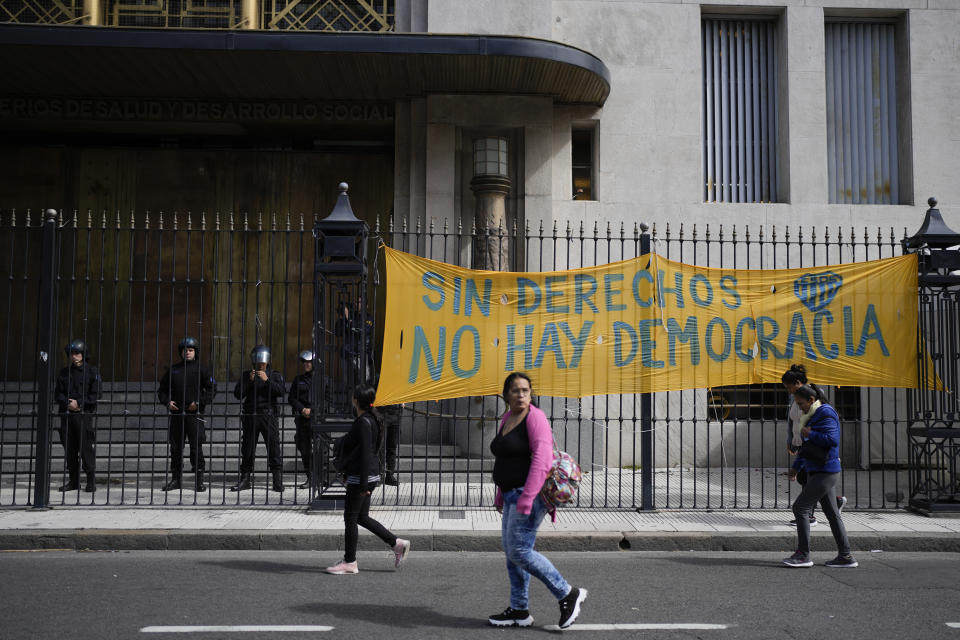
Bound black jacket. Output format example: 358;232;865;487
288;371;312;416
233;369;285;414
158;359;216;414
54;362;101;413
339;411;383;491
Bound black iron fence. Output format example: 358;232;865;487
1;204;955;509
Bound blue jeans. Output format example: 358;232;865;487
500;487;571;610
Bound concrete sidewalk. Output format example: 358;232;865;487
0;506;958;553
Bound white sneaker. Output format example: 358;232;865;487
325;559;358;575
393;538;410;568
837;496;847;513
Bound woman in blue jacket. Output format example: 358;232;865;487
782;384;857;568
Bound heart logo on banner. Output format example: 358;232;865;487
793;271;843;313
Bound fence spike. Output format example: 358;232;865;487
512;217;518;234
758;225;763;242
889;227;896;244
115;211;121;229
730;224;735;241
553;220;559;236
201;211;207;231
271;211;277;231
705;223;711;241
876;227;882;244
257;212;262;231
415;216;421;234
744;225;750;242
9;209;14;228
87;209;92;229
429;217;435;233
283;212;289;231
442;217;449;234
299;212;304;232
214;211;220;231
619;221;625;241
770;225;776;242
174;211;180;231
188;211;194;231
71;210;78;228
679;223;684;241
863;226;869;243
537;219;543;235
718;224;724;241
161;211;167;230
824;225;830;242
693;223;698;241
665;222;671;240
28;209;34;227
651;222;657;238
242;211;248;231
230;212;235;231
633;221;639;239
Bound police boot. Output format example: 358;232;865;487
230;473;251;491
298;474;311;490
195;472;207;493
271;470;285;493
162;474;182;492
58;478;80;492
83;473;96;493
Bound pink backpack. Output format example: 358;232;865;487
540;443;582;507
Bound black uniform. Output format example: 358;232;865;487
158;359;216;475
233;369;285;472
287;370;313;476
54;362;101;485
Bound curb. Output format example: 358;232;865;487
1;529;959;553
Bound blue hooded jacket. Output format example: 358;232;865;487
791;403;842;474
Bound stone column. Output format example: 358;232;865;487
470;137;511;270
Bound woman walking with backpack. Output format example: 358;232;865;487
487;372;587;630
325;384;409;575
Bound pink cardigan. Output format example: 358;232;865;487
493;404;556;521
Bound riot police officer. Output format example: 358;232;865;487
53;339;101;492
157;337;216;492
288;350;315;489
231;345;286;492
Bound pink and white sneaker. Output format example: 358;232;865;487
325;559;358;575
393;538;410;568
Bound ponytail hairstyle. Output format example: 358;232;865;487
353;384;377;412
781;364;809;386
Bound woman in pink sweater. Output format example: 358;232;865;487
487;372;587;630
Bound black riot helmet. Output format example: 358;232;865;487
250;345;271;366
64;339;86;357
178;336;199;357
298;350;315;363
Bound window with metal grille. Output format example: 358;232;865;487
572;125;596;201
825;21;899;204
701;17;780;203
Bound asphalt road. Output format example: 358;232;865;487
1;550;959;640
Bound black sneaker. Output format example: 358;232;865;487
488;607;533;627
558;587;587;629
782;551;813;568
788;515;818;527
824;554;858;568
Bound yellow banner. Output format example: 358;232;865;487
376;247;925;404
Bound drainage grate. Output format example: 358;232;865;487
438;510;466;520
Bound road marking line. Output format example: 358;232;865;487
140;626;334;633
946;623;960;628
543;623;730;631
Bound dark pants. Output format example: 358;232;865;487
792;471;851;556
59;412;95;482
380;404;400;473
294;416;311;474
239;413;282;472
343;482;396;563
169;413;205;474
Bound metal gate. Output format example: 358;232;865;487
1;195;956;509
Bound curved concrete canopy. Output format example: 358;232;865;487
0;25;610;106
